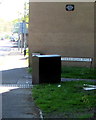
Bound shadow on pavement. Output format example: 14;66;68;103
2;67;28;84
1;67;40;119
2;87;40;118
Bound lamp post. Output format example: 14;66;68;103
19;0;28;55
23;1;27;56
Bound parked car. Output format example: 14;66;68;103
1;37;4;40
10;37;15;42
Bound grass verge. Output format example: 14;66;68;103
32;81;96;118
61;66;96;79
27;67;32;73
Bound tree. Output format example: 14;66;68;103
0;19;12;33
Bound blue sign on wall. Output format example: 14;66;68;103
19;22;28;34
66;5;74;11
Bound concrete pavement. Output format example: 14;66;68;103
0;49;40;119
2;88;40;118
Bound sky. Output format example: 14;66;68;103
0;0;95;21
0;0;27;21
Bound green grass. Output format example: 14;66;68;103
32;81;96;118
61;66;96;79
27;67;32;73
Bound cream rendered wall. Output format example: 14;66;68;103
28;2;95;67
